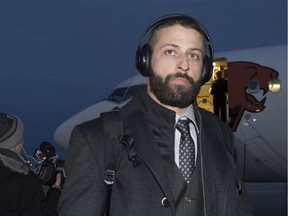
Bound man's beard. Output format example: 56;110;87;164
149;71;202;108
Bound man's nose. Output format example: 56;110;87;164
177;54;190;72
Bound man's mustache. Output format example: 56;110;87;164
167;72;194;83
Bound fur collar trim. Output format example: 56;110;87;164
0;150;30;175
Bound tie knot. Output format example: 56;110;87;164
176;119;190;134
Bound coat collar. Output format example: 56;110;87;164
0;148;30;175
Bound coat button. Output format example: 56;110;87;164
161;197;170;207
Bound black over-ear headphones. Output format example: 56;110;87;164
135;14;214;85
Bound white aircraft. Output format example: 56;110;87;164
54;45;287;183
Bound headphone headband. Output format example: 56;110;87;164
135;14;214;85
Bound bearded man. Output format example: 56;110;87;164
58;14;254;216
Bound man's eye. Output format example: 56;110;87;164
166;50;175;55
189;53;199;60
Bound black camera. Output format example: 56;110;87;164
33;141;65;186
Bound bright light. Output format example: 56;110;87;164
269;78;281;93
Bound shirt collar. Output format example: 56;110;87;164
175;105;199;134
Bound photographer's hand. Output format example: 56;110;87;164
52;173;62;190
52;168;66;190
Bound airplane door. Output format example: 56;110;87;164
197;58;229;122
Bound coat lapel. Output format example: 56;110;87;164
125;109;176;212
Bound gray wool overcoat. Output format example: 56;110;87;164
58;88;253;216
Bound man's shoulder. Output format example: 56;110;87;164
73;104;136;138
70;117;103;143
77;117;101;131
74;90;143;137
196;107;217;120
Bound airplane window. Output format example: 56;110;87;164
106;87;128;103
123;84;146;101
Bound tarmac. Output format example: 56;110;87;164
245;182;287;216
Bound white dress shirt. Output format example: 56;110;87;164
174;105;199;167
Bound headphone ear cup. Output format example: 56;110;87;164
201;55;213;85
136;44;151;77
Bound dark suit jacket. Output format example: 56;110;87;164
58;89;253;216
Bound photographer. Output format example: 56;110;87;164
0;112;63;216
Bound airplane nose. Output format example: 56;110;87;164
54;124;73;149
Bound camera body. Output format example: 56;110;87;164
33;142;64;186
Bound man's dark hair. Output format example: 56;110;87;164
148;16;207;50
